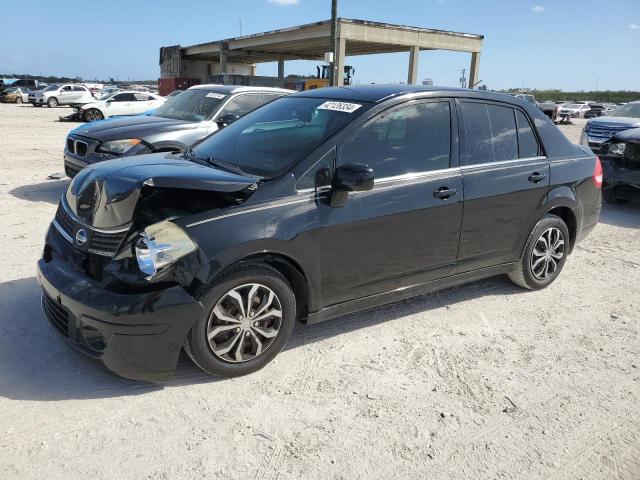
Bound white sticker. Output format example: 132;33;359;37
317;101;362;113
206;92;226;99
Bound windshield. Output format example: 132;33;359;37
609;103;640;118
190;96;370;178
152;89;227;121
567;104;583;108
3;88;17;93
44;84;60;92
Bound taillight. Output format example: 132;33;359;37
593;156;603;188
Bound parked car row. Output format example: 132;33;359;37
38;84;603;382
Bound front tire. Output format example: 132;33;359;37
508;214;570;290
15;97;23;104
47;97;58;108
184;264;296;378
83;108;103;122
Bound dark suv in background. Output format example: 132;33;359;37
38;85;602;382
63;85;292;177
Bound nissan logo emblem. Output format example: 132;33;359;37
75;229;88;246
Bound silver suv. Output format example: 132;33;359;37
63;84;293;177
30;84;94;108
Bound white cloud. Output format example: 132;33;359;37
629;24;640;30
532;5;545;13
267;0;299;5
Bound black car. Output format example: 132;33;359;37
583;104;605;118
599;127;640;203
37;85;602;382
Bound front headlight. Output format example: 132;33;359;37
608;142;626;156
97;138;142;155
135;221;197;278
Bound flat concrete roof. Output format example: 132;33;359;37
180;18;483;64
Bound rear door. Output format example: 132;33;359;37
456;100;549;272
318;99;464;305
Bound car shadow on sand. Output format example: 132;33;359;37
0;274;523;402
9;179;68;204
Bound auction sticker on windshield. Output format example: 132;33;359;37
206;93;226;99
317;101;362;113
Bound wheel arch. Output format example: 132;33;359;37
210;252;311;323
546;205;577;253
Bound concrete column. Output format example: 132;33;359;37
334;37;346;86
219;42;228;75
408;45;420;85
277;59;285;79
469;51;481;89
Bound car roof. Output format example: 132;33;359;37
188;84;294;94
291;84;534;106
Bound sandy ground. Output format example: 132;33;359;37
0;104;638;480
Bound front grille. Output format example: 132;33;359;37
66;137;75;153
54;203;129;257
42;293;70;336
75;141;87;157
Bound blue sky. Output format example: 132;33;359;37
1;0;639;91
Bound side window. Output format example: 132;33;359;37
61;86;72;92
133;93;152;101
73;86;85;92
515;110;540;158
339;101;451;178
112;93;135;102
261;93;282;105
461;102;518;165
297;150;335;190
223;95;262;117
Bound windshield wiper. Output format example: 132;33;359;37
206;157;248;176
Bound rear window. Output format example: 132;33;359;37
461;102;518;165
515;110;540;158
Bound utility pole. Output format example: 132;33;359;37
459;68;467;89
239;19;242;36
329;0;338;86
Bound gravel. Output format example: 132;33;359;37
0;104;638;479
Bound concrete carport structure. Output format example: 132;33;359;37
171;18;484;87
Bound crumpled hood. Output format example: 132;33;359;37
69;115;197;142
65;152;259;229
612;127;640;143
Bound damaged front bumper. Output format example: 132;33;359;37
37;256;205;383
601;157;640;199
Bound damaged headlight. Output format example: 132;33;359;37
135;221;197;278
608;142;626;156
97;138;142;155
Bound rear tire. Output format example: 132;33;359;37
184;263;296;378
47;97;58;108
83;108;103;122
508;214;570;290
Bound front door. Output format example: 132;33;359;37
456;100;550;272
106;93;134;116
318;99;464;306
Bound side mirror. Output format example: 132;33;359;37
330;163;374;208
216;112;239;128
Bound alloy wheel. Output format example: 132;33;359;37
207;283;283;363
530;227;565;280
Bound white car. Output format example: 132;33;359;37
79;91;166;122
557;103;592;118
30;84;94;108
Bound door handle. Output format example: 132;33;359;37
528;172;547;183
433;186;457;199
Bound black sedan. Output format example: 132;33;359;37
599;127;640;203
38;85;602;382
